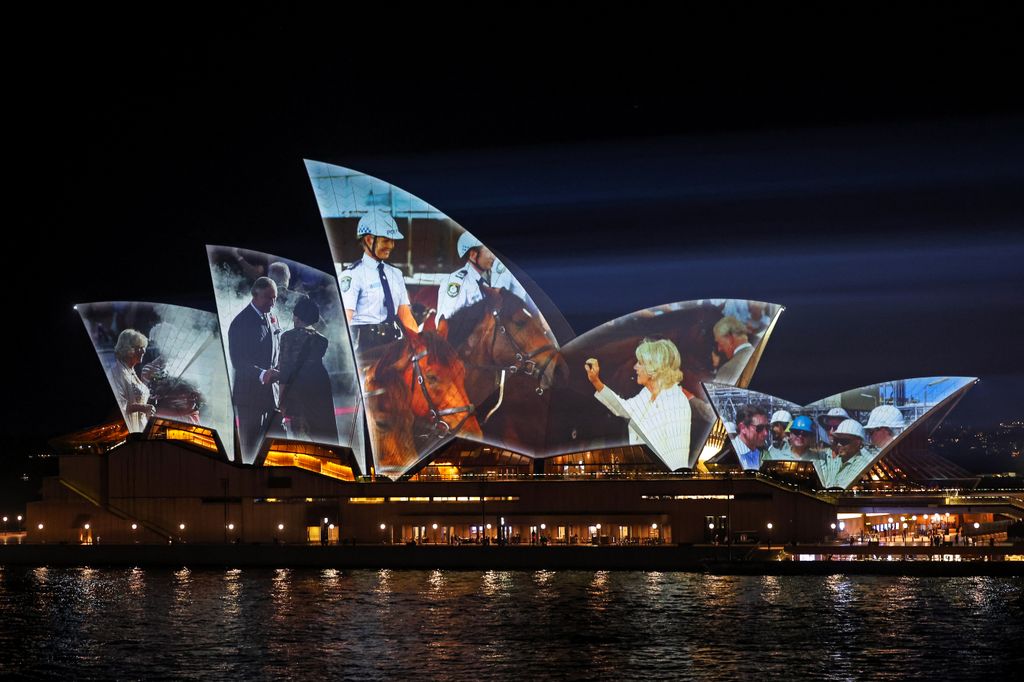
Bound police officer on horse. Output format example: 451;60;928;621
339;210;418;352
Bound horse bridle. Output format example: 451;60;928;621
409;349;476;439
487;307;557;395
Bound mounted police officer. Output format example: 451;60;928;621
435;232;530;327
339;210;418;352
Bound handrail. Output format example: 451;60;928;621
58;479;177;540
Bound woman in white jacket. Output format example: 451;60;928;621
584;338;691;471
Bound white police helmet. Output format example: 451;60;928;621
457;232;483;258
357;211;404;240
833;419;867;441
866;404;905;430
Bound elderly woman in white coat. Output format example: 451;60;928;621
584;338;691;470
110;329;156;432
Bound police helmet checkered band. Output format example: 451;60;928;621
457;231;483;258
357;210;404;240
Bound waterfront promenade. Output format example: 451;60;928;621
2;539;1021;575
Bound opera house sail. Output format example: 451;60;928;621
33;163;989;548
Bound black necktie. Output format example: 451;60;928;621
377;262;397;322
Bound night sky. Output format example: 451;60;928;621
10;16;1024;454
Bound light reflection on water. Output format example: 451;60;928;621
0;569;1021;680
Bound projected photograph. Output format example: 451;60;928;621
305;161;565;476
545;300;783;470
76;301;234;456
207;245;361;465
704;377;977;488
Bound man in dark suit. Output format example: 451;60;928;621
229;276;281;462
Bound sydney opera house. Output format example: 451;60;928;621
25;163;1017;548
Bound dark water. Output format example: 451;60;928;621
1;567;1022;680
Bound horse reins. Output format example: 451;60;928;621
486;307;557;396
409;349;476;439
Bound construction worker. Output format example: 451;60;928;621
815;418;875;488
435;231;531;327
769;409;793;449
817;407;851;445
339;211;418;351
765;415;819;461
865;404;905;452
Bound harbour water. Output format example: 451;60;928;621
1;567;1021;680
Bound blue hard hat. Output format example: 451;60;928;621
789;415;814;433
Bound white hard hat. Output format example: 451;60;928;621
457;232;483;258
724;421;737;436
357;211;404;240
770;410;793;425
833;419;866;441
818;407;850;428
866;404;905;430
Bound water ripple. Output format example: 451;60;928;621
0;569;1021;679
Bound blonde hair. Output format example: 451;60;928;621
114;329;148;362
635;338;683;390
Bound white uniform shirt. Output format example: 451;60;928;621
814;449;877;489
435;259;530;325
338;253;410;325
594;385;692;471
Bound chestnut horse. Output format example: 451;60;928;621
440;286;568;452
362;330;482;474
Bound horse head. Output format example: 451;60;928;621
364;331;482;470
474;285;568;394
